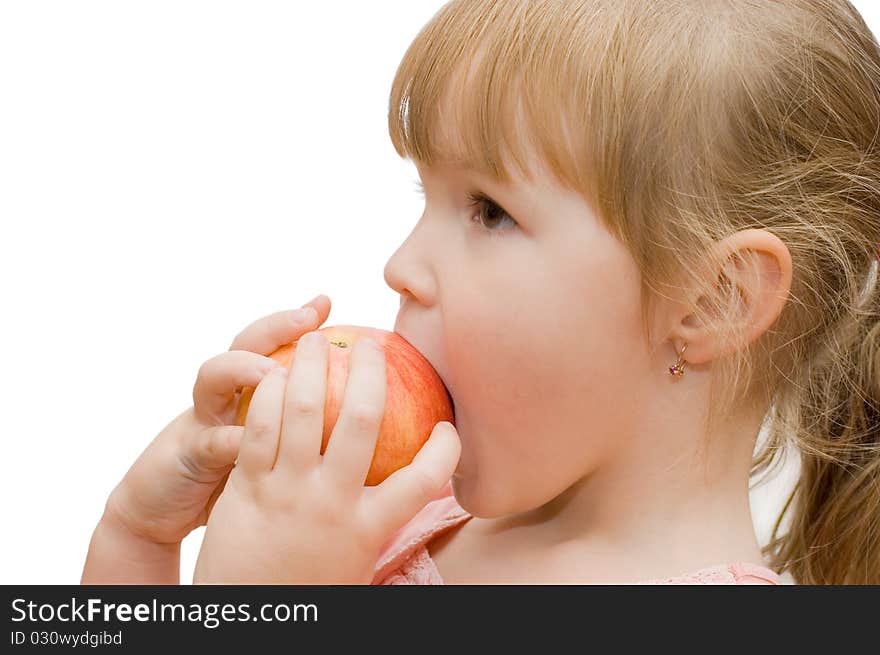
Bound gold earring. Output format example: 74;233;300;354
669;342;688;378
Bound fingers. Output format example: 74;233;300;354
369;422;461;538
193;350;285;424
235;366;289;478
193;294;330;425
228;295;331;354
320;337;387;493
274;331;329;474
179;424;244;481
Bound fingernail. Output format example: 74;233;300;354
272;365;288;377
290;306;317;324
301;294;323;308
260;358;282;373
302;331;324;346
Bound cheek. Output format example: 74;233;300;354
442;306;626;515
440;265;648;516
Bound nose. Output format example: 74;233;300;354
383;221;437;308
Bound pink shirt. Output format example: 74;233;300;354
372;482;782;585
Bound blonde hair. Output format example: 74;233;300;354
387;0;880;584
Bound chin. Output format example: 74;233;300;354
449;471;519;519
447;419;519;518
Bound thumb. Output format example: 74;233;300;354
370;421;462;538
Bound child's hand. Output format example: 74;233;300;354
192;330;461;584
103;296;331;546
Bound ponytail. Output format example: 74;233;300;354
762;264;880;584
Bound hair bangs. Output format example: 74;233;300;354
387;0;599;190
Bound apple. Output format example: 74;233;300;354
234;325;455;486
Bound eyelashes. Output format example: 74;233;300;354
465;192;518;236
412;179;518;236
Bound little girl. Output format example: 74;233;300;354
83;0;880;585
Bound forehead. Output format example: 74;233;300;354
426;122;549;200
424;49;542;180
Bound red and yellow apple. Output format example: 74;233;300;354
234;325;455;486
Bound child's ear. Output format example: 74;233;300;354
671;228;793;365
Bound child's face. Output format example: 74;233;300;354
384;152;662;519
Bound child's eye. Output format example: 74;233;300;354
466;192;518;236
412;179;517;236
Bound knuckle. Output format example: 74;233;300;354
205;426;231;460
195;354;223;383
350;403;382;430
286;396;321;419
311;490;342;521
248;418;276;439
279;310;300;330
409;469;438;500
248;478;271;503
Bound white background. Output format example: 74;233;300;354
2;1;877;584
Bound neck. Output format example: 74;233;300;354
477;397;769;578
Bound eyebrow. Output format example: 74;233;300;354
414;169;510;195
414;173;528;226
415;169;524;207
